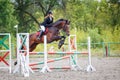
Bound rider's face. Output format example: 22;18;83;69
49;14;53;17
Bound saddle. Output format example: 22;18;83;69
36;28;48;36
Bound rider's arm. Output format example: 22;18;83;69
44;15;49;19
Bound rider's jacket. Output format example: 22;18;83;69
41;16;53;27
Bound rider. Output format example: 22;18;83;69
37;11;54;40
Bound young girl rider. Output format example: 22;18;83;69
37;11;54;40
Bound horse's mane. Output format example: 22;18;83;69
47;19;66;27
54;18;68;24
57;19;65;21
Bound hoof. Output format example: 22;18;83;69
14;61;17;66
58;40;64;49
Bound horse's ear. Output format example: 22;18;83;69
68;21;70;24
66;20;70;24
67;20;70;25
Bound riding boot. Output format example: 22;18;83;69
37;31;43;40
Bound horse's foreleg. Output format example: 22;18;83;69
58;36;66;49
52;36;66;49
52;36;65;41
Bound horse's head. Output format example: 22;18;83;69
63;20;70;36
59;19;70;36
52;19;70;36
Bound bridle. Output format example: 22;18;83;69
63;20;69;31
62;20;70;35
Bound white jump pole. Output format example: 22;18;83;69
86;37;96;72
40;35;51;73
7;33;12;73
68;35;82;71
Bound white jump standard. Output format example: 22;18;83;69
86;37;96;72
68;35;82;71
40;35;51;73
13;33;32;77
0;33;11;73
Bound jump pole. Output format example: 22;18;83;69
31;66;71;70
86;37;96;72
40;35;51;73
29;55;70;66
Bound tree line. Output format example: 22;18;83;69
0;0;120;43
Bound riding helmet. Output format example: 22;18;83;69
48;11;53;14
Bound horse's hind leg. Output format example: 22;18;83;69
14;45;26;66
14;61;17;65
29;43;38;52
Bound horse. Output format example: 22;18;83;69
29;19;70;52
14;19;70;65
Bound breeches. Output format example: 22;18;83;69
40;25;45;32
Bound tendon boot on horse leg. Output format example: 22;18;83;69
58;36;66;49
37;30;44;40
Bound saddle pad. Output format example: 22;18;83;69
36;28;48;36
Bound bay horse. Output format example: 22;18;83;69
29;19;70;52
14;19;70;65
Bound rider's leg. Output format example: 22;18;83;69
37;30;43;39
37;25;45;40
